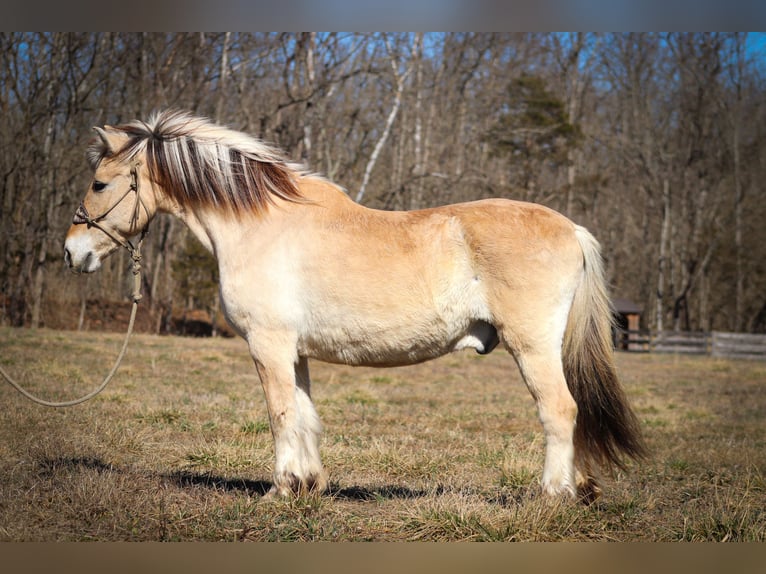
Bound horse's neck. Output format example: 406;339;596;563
177;209;217;254
168;175;356;257
297;175;354;207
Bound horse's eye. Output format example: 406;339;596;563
93;181;107;192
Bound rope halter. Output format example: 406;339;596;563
71;161;150;303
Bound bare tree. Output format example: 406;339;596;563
356;34;414;204
2;33;765;334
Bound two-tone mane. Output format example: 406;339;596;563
86;109;307;216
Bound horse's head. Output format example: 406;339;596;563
64;126;155;273
65;109;307;272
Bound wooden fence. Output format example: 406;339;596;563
711;331;766;361
652;331;711;355
615;330;766;360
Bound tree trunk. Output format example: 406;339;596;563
215;32;231;123
656;178;671;332
356;41;411;204
411;33;425;209
30;40;61;329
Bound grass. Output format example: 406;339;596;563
1;326;765;541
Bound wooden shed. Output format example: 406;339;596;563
612;297;644;351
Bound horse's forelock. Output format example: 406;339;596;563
86;141;105;171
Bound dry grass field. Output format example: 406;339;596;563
1;326;764;541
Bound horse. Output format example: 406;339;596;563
64;109;645;503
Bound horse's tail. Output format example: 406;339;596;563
563;225;647;473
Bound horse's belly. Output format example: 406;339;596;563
298;314;498;368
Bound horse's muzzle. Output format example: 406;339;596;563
63;239;100;274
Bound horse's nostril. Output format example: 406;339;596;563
64;247;72;267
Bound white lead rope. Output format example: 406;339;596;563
1;240;144;408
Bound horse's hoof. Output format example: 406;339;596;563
576;477;603;505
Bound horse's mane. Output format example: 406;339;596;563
87;109;308;216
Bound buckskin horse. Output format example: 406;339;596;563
64;110;645;503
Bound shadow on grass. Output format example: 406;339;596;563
37;455;116;476
328;483;433;501
166;470;273;496
36;456;275;497
36;457;482;504
166;471;437;502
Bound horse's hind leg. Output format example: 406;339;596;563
249;339;327;497
514;348;577;497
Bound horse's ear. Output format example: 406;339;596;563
93;126;118;156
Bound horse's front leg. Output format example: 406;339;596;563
249;338;327;497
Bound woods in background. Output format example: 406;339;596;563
2;32;765;334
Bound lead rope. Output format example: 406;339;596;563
0;230;146;408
